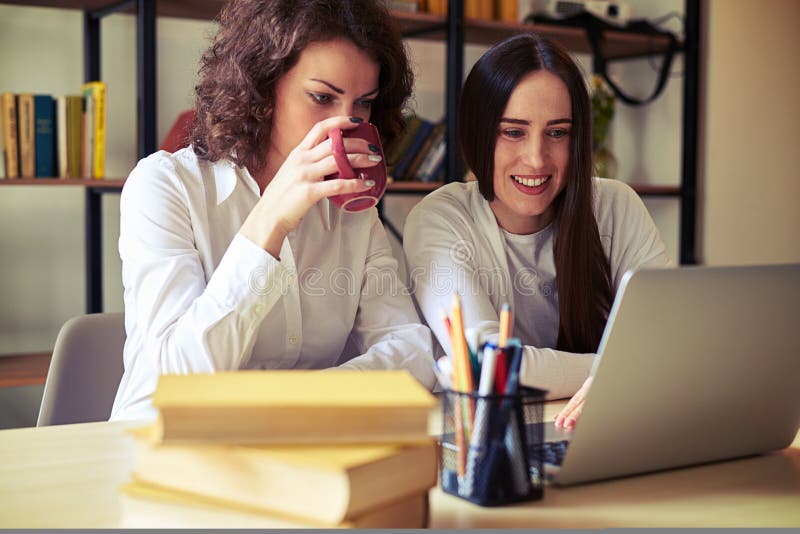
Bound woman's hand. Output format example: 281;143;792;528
554;376;593;430
240;116;382;257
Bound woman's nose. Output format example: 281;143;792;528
337;101;369;122
523;137;548;169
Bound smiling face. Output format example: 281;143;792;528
265;38;380;178
489;69;573;235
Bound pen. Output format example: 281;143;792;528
502;340;530;496
462;343;498;497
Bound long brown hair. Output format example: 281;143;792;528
191;0;413;175
458;33;612;353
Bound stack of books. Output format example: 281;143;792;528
122;370;438;528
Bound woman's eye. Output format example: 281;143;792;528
309;92;332;105
356;99;374;109
501;129;525;139
548;128;570;139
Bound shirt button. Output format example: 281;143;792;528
254;304;265;314
289;335;298;345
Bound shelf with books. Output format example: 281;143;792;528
0;178;124;189
2;0;699;321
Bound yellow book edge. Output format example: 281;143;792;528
120;477;429;528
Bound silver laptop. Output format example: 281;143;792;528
533;263;800;486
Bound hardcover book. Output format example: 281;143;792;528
17;93;35;178
34;94;56;177
130;426;436;525
120;478;430;528
152;370;437;444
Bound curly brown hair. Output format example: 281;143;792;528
191;0;414;175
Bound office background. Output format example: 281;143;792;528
1;0;798;428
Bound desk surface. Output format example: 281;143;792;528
1;402;799;528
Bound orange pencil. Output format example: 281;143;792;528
450;294;474;393
498;303;512;348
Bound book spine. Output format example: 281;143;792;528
415;130;446;182
427;0;446;15
1;93;19;178
0;106;5;178
17;94;35;178
56;96;68;178
81;84;94;178
66;95;83;178
497;0;518;22
91;82;107;178
34;94;56;178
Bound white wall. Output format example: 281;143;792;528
701;0;800;265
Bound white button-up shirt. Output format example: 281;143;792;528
111;148;435;421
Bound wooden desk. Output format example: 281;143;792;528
1;405;798;528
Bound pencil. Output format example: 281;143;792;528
450;294;475;393
498;303;512;348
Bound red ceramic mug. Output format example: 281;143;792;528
325;123;387;212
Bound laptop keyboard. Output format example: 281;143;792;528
528;440;570;466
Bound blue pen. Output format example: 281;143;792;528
502;341;530;496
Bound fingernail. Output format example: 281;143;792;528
364;179;376;187
368;143;380;153
349;116;363;123
368;155;382;162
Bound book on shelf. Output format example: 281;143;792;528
82;81;106;178
408;121;445;181
392;117;434;181
465;0;494;20
17;93;35;178
128;425;436;526
426;0;446;15
152;370;437;444
385;114;422;175
415;128;446;182
65;95;83;178
0;116;5;179
55;96;68;177
33;94;56;177
120;478;430;528
497;0;518;22
1;93;19;178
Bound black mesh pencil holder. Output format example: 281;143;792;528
440;386;547;506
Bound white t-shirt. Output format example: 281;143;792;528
111;148;435;421
403;179;670;398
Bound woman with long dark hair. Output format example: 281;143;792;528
404;33;668;426
111;0;435;421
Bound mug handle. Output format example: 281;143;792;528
328;128;356;179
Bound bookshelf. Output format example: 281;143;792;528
0;0;699;317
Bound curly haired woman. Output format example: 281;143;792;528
111;0;435;421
